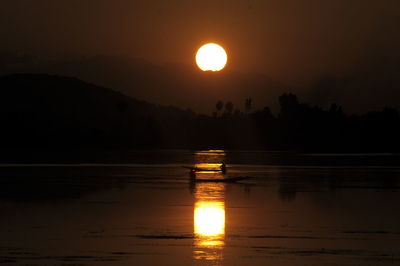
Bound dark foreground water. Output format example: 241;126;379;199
0;150;399;265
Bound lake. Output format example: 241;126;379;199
0;150;399;265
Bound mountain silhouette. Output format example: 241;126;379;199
0;73;399;153
0;54;287;113
1;54;400;114
0;73;195;149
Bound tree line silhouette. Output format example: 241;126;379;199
189;93;399;152
0;74;399;152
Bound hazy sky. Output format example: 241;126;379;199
1;0;399;85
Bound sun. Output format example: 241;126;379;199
196;43;227;71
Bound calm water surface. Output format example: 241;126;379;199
0;150;399;265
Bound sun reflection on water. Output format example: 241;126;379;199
193;182;226;262
194;201;225;244
192;150;227;264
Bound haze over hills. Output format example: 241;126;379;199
1;54;399;114
305;56;400;113
0;54;287;113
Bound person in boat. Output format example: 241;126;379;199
220;162;227;174
189;168;196;179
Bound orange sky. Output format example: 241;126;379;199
1;0;399;86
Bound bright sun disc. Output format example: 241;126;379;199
196;43;227;71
